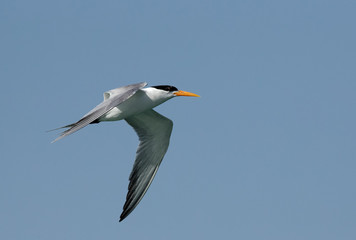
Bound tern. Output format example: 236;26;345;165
52;82;199;222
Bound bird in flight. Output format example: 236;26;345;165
51;82;200;222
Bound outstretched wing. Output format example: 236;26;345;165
52;82;147;143
120;109;173;221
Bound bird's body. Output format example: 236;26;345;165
99;87;174;122
52;82;199;221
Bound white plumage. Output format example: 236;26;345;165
51;82;199;221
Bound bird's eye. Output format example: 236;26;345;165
152;85;178;92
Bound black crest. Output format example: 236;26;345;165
152;85;178;92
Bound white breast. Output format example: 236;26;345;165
99;88;173;122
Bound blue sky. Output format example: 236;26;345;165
1;0;356;239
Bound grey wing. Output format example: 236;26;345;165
120;109;173;222
52;82;147;143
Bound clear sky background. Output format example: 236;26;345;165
1;0;356;239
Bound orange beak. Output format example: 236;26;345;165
173;90;200;97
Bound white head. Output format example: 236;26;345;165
141;85;200;108
151;85;200;98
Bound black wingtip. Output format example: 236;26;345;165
119;215;125;222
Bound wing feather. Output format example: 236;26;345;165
120;109;173;221
52;82;147;143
